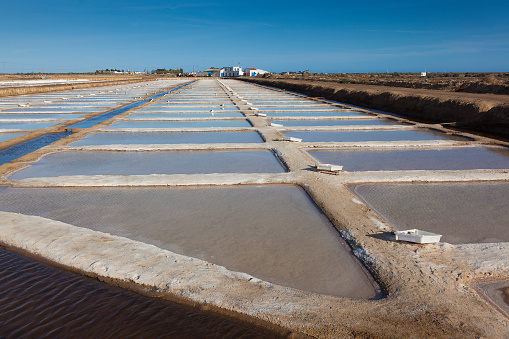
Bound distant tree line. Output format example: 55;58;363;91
151;68;184;75
95;69;124;74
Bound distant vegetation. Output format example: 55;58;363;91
95;69;124;74
151;68;183;75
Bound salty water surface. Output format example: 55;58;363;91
285;130;467;142
0;186;379;298
0;133;26;143
271;119;407;127
353;182;509;243
127;112;244;118
70;132;263;145
107;120;251;129
10;150;284;178
0;122;60;130
309;147;509;171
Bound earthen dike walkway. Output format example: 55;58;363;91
0;79;508;338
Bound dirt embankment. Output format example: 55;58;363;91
266;72;509;95
242;78;509;139
0;79;151;97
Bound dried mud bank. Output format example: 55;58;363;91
1;79;509;338
242;78;509;138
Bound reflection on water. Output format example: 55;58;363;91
127;112;244;118
0;122;59;130
10;150;285;178
138;107;239;112
264;111;366;117
0;114;85;120
70;132;263;145
108;120;252;129
0;133;26;143
0;248;282;338
310;147;509;171
272;119;407;127
286;129;468;142
0;132;72;166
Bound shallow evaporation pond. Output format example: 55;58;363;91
309;146;509;171
166;99;230;102
0;113;86;120
0;122;60;130
150;103;236;107
42;102;118;106
61;100;124;105
250;100;314;103
0;133;26;143
264;111;367;117
272;119;408;127
259;107;340;111
352;182;509;243
10;150;284;178
70;131;263;145
0;186;379;298
126;112;244;118
0;132;72;166
107;120;252;129
162;102;233;106
285;129;467;142
3;108;98;113
0;248;281;337
37;104;108;108
257;104;336;108
137;107;239;112
474;280;509;318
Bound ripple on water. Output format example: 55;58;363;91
0;248;283;338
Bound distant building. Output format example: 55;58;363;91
221;66;244;77
203;68;222;77
195;66;269;77
243;67;269;76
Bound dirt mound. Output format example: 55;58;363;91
242;78;509;139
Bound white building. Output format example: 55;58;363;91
243;67;269;76
221;66;244;77
196;65;269;77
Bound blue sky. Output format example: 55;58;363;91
1;0;508;73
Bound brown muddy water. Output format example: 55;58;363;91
0;248;283;338
0;185;380;298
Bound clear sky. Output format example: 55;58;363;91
1;0;508;73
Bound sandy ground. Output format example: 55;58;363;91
0;79;508;337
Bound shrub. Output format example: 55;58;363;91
482;74;500;84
